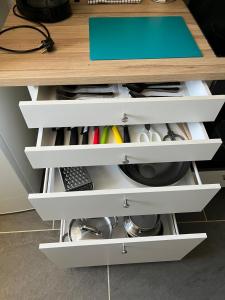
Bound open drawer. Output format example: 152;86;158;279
29;163;220;221
25;122;222;168
39;215;206;268
20;81;225;128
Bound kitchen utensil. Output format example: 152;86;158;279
69;127;79;145
81;127;89;144
54;127;65;145
59;84;110;92
163;123;185;141
60;167;93;192
124;215;163;237
123;125;131;143
59;126;93;192
89;17;202;60
138;124;161;143
177;123;192;140
119;161;190;186
125;83;180;93
112;126;123;144
129;91;173;98
93;127;100;144
68;217;118;241
100;127;110;144
124;82;181;88
56;90;115;100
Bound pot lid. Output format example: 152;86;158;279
69;218;112;241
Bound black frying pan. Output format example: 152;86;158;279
119;161;190;187
119;125;190;186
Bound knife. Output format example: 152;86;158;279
55;128;65;146
81;127;89;144
112;126;123;144
69;127;79;145
93;127;100;144
100;126;110;144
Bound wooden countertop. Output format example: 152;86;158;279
0;0;225;86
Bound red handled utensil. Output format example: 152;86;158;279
93;126;100;144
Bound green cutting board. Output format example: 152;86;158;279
89;16;202;60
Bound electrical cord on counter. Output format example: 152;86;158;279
0;5;54;54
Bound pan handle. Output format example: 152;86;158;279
111;216;119;229
80;224;102;236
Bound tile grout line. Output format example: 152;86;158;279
178;219;225;224
0;228;60;234
107;265;111;300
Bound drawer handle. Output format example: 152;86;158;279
123;199;130;208
122;244;127;254
122;155;129;164
122;113;128;123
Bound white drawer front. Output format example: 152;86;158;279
20;81;225;128
25;123;222;169
29;166;220;220
30;185;220;220
40;233;206;268
20;96;225;128
26;139;221;168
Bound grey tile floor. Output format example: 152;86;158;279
0;189;225;300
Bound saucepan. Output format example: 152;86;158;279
124;215;163;237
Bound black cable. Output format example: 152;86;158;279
0;5;54;54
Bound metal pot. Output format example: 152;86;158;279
124;215;162;237
68;217;118;241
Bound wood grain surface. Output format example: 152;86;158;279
0;0;225;86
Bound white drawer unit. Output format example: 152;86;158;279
25;122;221;168
20;81;225;128
29;164;220;221
39;216;206;268
22;80;225;268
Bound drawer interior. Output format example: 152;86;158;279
37;122;209;148
49;162;199;194
29;81;213;102
59;214;178;244
34;82;186;102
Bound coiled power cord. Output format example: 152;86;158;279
0;5;54;54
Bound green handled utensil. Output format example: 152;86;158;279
100;126;110;144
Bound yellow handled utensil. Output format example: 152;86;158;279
112;126;123;144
